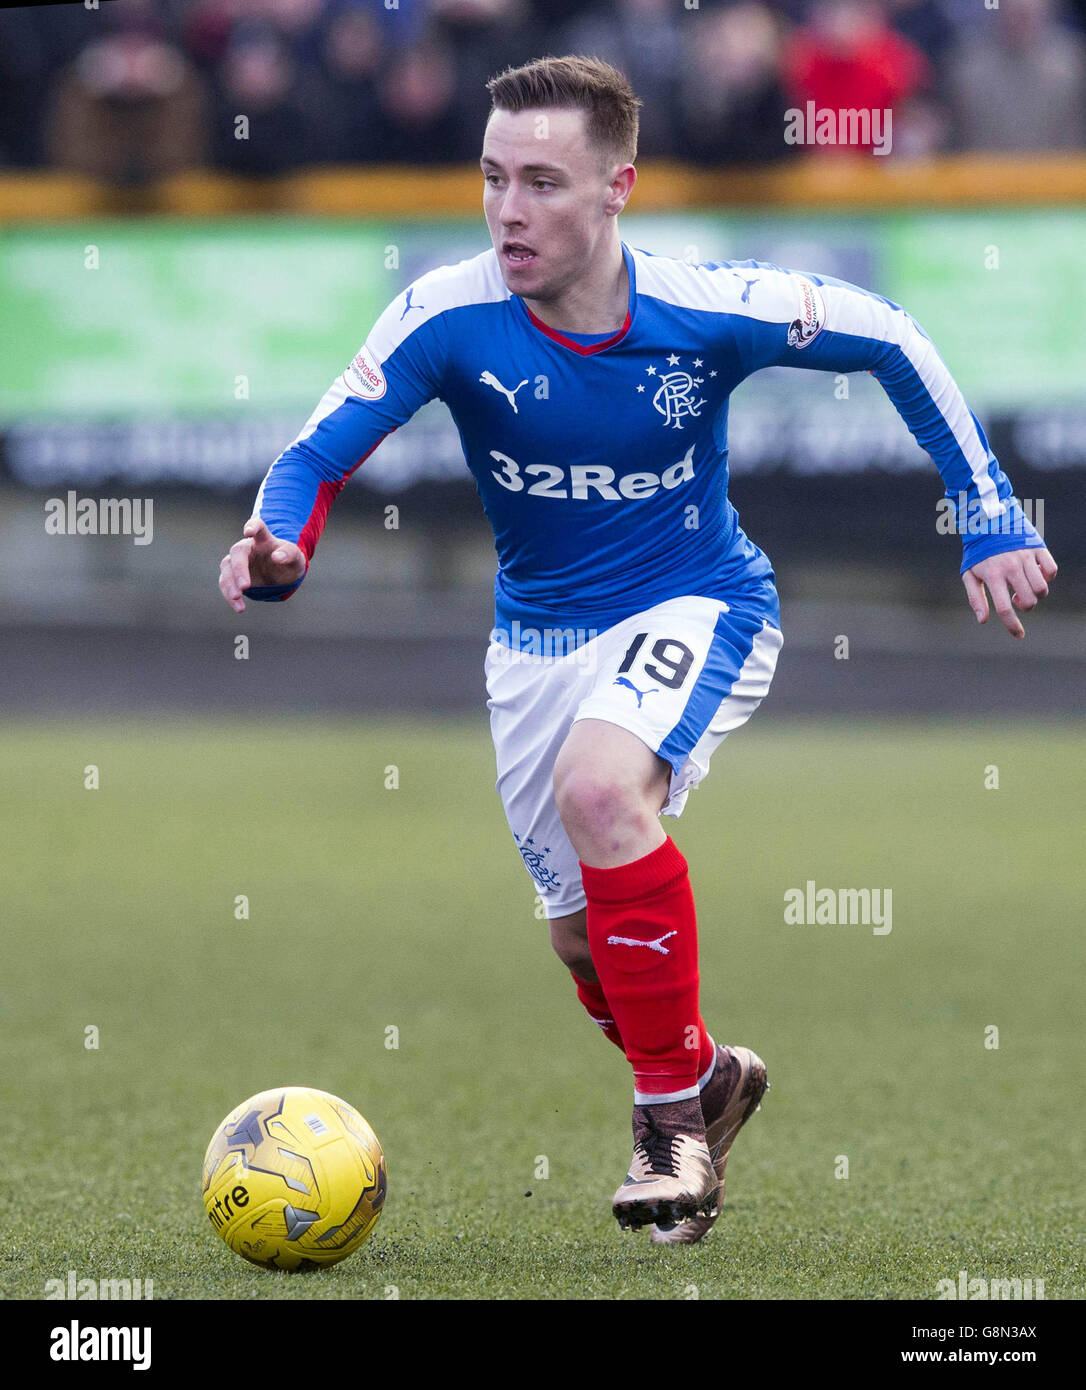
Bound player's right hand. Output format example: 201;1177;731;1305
962;545;1057;641
218;517;306;613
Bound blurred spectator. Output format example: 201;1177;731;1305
185;0;251;70
209;27;328;174
185;0;331;70
427;0;546;140
5;0;1085;181
371;42;478;164
676;3;797;166
1066;0;1086;34
784;0;933;157
44;4;207;185
884;0;957;66
262;0;330;60
947;0;1086;151
560;0;682;158
0;7;50;165
313;5;384;163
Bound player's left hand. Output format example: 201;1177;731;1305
962;547;1057;640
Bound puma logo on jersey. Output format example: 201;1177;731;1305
480;370;529;413
607;931;677;956
613;676;658;707
399;287;424;321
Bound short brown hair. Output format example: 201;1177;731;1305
486;55;640;170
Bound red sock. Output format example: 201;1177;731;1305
570;971;625;1051
580;837;715;1102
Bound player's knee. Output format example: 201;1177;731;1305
553;766;652;842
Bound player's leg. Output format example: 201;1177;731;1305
552;718;715;1099
484;636;629;1052
555;598;783;1232
650;1042;768;1245
485;636;676;1060
550;906;627;1051
548;720;683;1066
553;716;719;1229
551;716;670;867
549;907;592;977
642;608;780;1244
485;607;775;1233
548;891;763;1233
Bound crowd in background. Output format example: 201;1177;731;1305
1;0;1085;184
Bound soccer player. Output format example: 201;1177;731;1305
218;57;1057;1242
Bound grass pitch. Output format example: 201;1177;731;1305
1;717;1082;1300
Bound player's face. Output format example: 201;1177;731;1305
481;107;625;302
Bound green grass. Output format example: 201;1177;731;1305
1;717;1082;1300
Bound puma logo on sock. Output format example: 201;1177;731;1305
607;931;677;956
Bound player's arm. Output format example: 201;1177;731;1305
219;280;447;613
730;262;1057;638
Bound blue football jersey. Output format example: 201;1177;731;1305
247;240;1044;640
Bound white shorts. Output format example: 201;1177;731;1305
484;594;784;919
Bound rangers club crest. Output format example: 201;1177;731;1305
513;832;562;893
639;355;712;429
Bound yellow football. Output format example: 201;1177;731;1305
202;1086;386;1270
